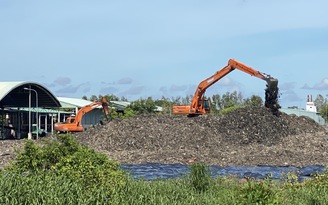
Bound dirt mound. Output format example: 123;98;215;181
74;107;327;166
0;139;25;168
217;107;322;145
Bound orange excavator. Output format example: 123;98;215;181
172;59;278;116
54;97;109;132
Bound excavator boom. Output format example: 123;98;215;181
228;59;278;90
172;59;278;116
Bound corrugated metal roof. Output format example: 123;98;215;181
0;81;61;108
8;107;71;114
56;98;163;112
57;97;93;108
110;101;131;108
0;82;23;99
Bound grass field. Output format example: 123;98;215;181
1;135;328;205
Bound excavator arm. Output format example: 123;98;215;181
172;59;278;116
228;59;278;88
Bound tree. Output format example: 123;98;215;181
171;96;182;105
89;95;98;101
221;91;241;109
120;96;128;102
244;95;263;107
211;94;221;113
320;104;328;122
105;94;120;101
154;97;173;115
314;94;325;111
182;94;193;105
127;97;157;114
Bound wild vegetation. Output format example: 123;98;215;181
82;92;328;122
1;92;326;203
1;135;328;204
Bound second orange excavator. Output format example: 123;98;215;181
172;59;278;116
54;97;109;132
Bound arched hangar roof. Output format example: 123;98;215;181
0;81;61;108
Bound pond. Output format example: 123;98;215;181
121;163;326;181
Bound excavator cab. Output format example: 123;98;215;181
204;98;211;113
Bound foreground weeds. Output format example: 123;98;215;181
1;135;328;204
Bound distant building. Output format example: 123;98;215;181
0;81;61;139
306;94;317;112
280;94;325;125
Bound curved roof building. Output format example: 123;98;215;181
0;81;61;108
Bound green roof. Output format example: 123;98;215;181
9;107;71;114
57;97;93;108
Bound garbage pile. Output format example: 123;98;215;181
75;107;327;166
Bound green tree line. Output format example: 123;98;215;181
82;91;264;117
82;92;328;122
314;94;328;122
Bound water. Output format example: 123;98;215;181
121;163;326;181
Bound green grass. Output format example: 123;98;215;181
1;135;328;204
0;171;240;205
2;165;328;205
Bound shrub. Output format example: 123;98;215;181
238;177;279;205
127;98;157;114
7;134;128;194
188;162;211;193
109;107;136;120
219;105;242;115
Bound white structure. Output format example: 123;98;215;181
280;94;325;125
306;94;317;112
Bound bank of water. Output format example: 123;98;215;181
121;163;326;181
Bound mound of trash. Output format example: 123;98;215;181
215;107;322;145
73;107;327;166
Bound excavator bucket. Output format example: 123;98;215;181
266;78;278;90
265;78;280;116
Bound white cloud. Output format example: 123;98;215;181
313;77;328;90
53;77;71;87
280;82;296;91
169;84;188;92
120;86;145;96
280;90;302;102
117;77;133;84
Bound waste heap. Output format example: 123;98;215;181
74;107;326;166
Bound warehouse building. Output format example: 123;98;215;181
0;81;61;139
0;81;124;139
280;95;326;125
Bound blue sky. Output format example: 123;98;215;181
1;0;327;108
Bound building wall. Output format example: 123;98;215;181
81;109;105;129
280;108;326;125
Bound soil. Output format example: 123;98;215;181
1;107;328;168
